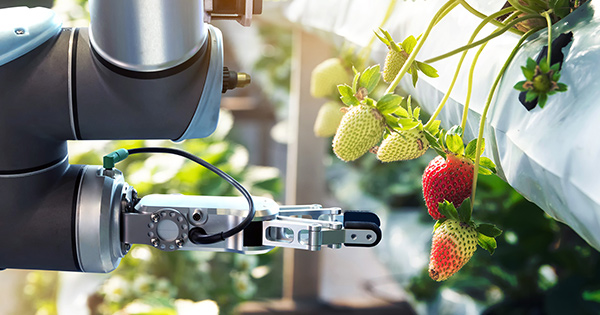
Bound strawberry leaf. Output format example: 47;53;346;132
424;130;445;158
425;120;441;136
398;118;419;130
360;65;381;93
402;35;417;54
447;125;463;137
393;106;410;118
374;29;390;46
415;61;439;78
557;83;568;92
478;233;497;254
479;156;496;174
413;107;421;120
385;115;400;129
411;66;419;87
477;223;503;238
445;134;464;156
465;138;484;160
438;200;459;221
457;198;472;223
525;90;538;102
338;84;360;106
513;81;528;92
526;57;537;70
538;93;548;108
377;94;404;115
539;57;550;73
351;67;359;93
522;66;535;81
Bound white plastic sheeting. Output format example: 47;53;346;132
284;0;600;250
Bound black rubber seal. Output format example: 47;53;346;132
90;34;210;80
344;211;381;227
71;28;82;139
70;166;85;272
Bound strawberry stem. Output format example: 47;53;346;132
542;10;553;70
383;0;460;96
423;14;546;64
460;42;487;132
458;0;524;36
423;6;517;130
470;26;543;210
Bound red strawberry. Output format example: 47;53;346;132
422;154;474;220
429;219;478;281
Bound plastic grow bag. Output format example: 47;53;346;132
284;0;600;251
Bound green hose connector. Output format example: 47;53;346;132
103;149;129;169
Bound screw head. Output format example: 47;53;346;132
150;238;160;247
150;213;160;223
192;211;203;221
175;239;184;248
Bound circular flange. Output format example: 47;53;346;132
147;208;189;251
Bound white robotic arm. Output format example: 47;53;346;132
0;2;382;273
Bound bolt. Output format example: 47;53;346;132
192;210;203;221
150;213;160;223
150;238;159;247
175;239;184;248
15;28;25;35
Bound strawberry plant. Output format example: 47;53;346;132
310;0;585;281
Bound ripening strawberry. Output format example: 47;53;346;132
333;105;385;161
310;58;351;98
422;154;474;220
429;219;478;281
314;101;345;138
383;48;409;83
376;128;428;162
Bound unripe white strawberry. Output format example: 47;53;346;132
314;101;345;138
333;105;385;161
377;128;428;162
310;58;351;98
383;48;409;83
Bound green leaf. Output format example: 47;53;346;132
478;167;493;175
465;139;477;159
424;130;446;158
539;57;550;73
393;106;409;118
402;35;417;54
411;66;419;87
438;200;459;221
552;71;561;82
457;198;472;223
477;223;503;238
352;67;359;92
359;64;381;93
557;83;568;92
550;62;561;72
415;61;439;78
526;57;537;69
478;233;497;254
513;81;528;92
425;120;441;136
538;93;548;108
377;93;404;115
413;107;421;120
445;134;464;156
525;90;539;102
385;115;400;128
522;66;535;81
338;84;359;106
374;29;390;46
365;97;375;106
447;125;463;137
398;118;419;130
479;156;496;174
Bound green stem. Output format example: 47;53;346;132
424;14;545;64
458;0;524;36
423;7;516;129
470;27;542;211
461;43;487;132
542;10;553;69
357;0;398;69
507;0;536;14
383;0;460;95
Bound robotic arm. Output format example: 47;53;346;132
0;1;381;273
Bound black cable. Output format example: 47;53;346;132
126;147;255;245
